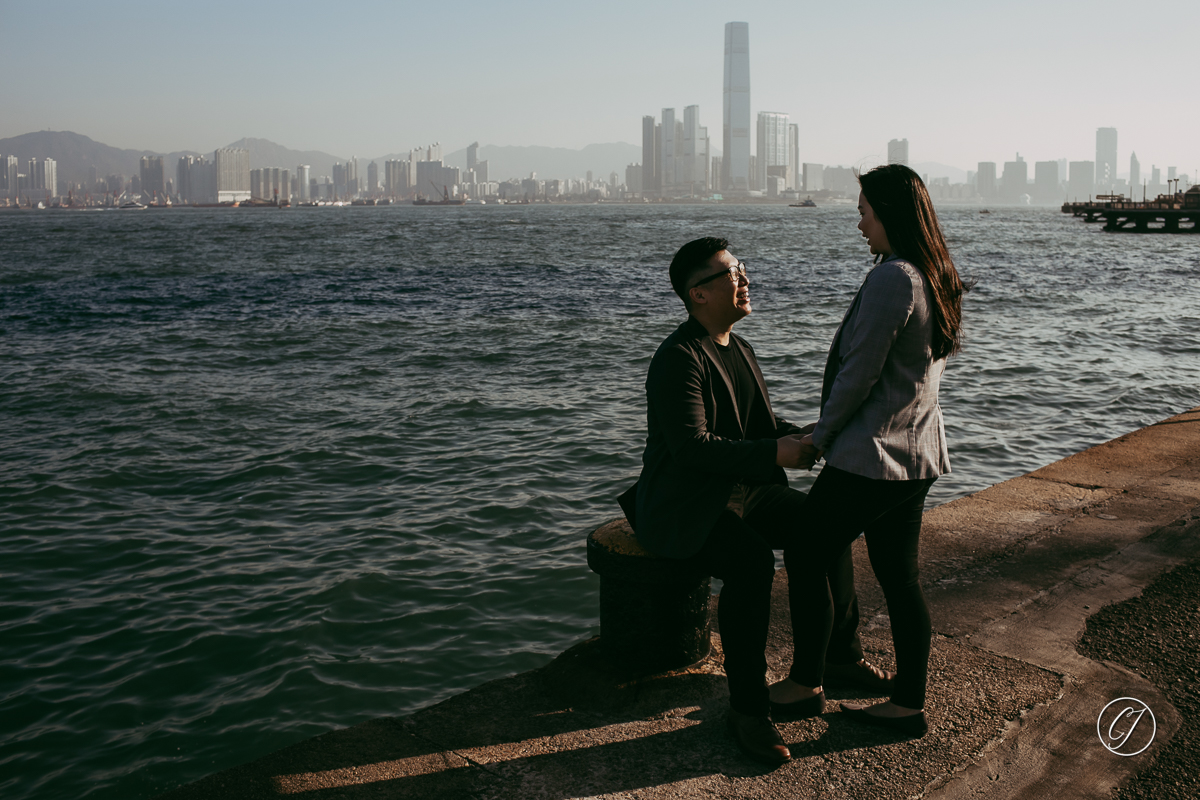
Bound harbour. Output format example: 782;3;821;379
1;204;1197;799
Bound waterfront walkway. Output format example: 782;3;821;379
159;406;1200;799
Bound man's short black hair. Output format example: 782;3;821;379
669;237;729;307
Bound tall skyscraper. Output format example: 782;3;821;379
641;115;657;197
1095;127;1118;191
1068;161;1095;200
4;155;17;199
177;155;214;203
214;148;250;203
788;124;799;190
722;22;751;193
1033;161;1059;203
1129;152;1140;196
661;107;677;194
680;105;710;194
756;111;789;193
1001;154;1027;200
976;162;997;198
384;160;405;197
28;158;57;199
297;164;311;201
625;163;642;194
467;142;478;171
140;156;165;199
367;161;379;194
803;163;823;192
888;138;909;165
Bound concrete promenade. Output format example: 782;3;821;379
159;406;1200;799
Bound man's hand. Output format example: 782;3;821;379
776;434;821;469
798;421;817;435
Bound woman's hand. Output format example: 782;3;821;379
800;433;824;468
777;434;822;470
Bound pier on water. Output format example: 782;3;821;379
1061;185;1200;232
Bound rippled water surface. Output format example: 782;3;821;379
1;205;1198;799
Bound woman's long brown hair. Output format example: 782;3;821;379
858;164;968;360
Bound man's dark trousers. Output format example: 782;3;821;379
692;482;863;717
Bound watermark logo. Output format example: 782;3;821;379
1097;697;1156;756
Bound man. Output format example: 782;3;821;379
620;237;891;765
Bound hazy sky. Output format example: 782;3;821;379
3;0;1197;173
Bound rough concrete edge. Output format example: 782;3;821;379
922;511;1200;800
918;674;1070;798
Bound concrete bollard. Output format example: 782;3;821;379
586;518;711;672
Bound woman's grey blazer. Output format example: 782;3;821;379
811;255;950;480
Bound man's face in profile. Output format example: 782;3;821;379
690;250;751;325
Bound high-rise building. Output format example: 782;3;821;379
788;124;799;190
467;142;478;171
803;163;823;192
625;163;642;194
661;107;677;194
384;159;406;197
641;115;657;197
214;148;250;203
1001;154;1027;200
1033;161;1060;203
367;161;379;194
297;165;310;201
3;155;17;199
177;155;214;203
475;160;489;183
1095;127;1118;191
823;166;857;195
722;22;751;193
1068;161;1095;200
976;162;997;198
888;138;909;165
1129;152;1140;197
756;111;789;192
28;158;57;199
679;105;710;194
140;156;165;200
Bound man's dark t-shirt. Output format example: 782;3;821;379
714;340;758;436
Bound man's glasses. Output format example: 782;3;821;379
689;261;747;290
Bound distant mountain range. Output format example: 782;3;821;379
0;131;644;186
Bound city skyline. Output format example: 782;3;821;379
1;0;1196;174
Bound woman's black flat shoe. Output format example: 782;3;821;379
769;690;825;719
841;705;928;738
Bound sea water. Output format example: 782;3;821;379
1;204;1197;798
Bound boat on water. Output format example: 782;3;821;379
119;201;147;210
789;197;817;207
414;182;465;206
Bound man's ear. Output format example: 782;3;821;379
689;286;706;307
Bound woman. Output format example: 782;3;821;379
769;163;967;737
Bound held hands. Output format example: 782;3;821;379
776;433;822;470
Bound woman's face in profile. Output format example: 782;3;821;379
857;192;892;257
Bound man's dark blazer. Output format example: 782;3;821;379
620;316;805;559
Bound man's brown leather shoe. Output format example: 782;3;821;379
823;659;895;692
727;709;791;765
